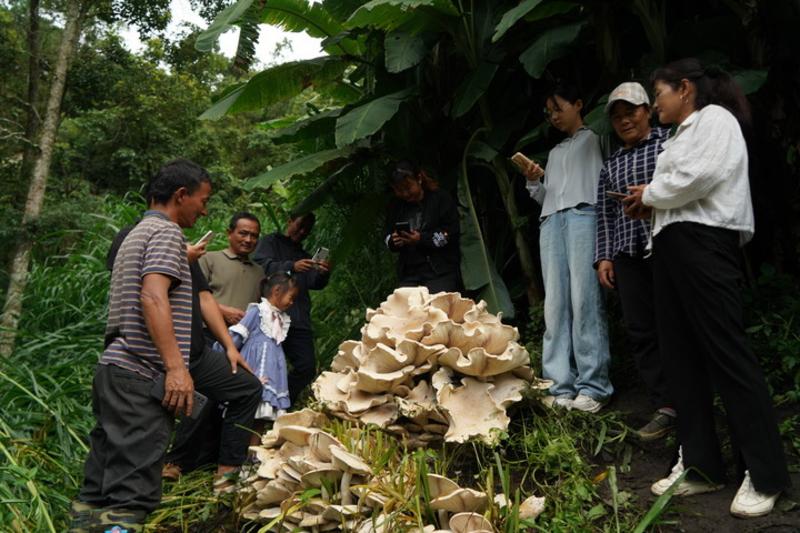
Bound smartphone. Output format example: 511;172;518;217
394;221;411;233
511;152;534;171
194;230;214;246
312;247;330;263
150;374;208;420
606;191;628;200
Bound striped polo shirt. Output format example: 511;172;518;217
101;211;193;378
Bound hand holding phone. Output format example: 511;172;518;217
394;221;411;234
194;230;214;246
511;152;544;181
312;247;330;264
606;191;627;201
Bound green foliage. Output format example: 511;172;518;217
335;88;414;147
246;146;355;190
519;21;585;78
384;31;428;73
492;0;543;43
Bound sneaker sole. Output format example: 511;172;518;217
730;507;774;519
651;484;724;497
637;427;672;441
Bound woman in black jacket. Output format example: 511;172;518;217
384;161;461;293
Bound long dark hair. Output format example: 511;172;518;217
390;161;439;192
651;58;751;129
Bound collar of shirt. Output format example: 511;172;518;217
555;126;590;147
143;209;170;221
663;110;699;147
221;247;254;264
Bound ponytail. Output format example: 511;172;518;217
651;58;752;129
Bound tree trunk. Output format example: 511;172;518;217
18;0;42;185
0;0;83;357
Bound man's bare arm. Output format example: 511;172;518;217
141;272;194;416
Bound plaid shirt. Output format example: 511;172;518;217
594;127;669;265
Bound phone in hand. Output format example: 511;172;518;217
312;246;330;264
606;191;628;201
511;152;534;171
150;373;208;419
394;221;411;234
194;230;214;246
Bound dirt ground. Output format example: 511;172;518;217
604;385;800;532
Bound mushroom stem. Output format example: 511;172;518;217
437;509;448;529
340;471;353;506
321;484;330;503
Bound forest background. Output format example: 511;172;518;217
0;0;799;531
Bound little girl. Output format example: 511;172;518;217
220;271;298;442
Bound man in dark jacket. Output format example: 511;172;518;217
253;212;330;402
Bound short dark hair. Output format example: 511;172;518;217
389;160;439;191
289;212;316;231
260;271;297;297
146;159;211;205
229;211;261;232
546;80;582;106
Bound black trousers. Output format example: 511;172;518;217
613;254;671;409
165;347;261;469
653;222;790;493
282;327;316;404
79;364;173;512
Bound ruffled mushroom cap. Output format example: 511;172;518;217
487;373;529;408
331;340;363;372
438;342;529;377
427;292;477;323
257;480;294;505
426;474;460;499
358;402;399;427
308;431;345;462
430;488;488;514
277;425;317;446
437;378;509;445
449;512;494;533
301;467;343;488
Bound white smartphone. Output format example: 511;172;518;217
312;247;330;264
194;230;214;246
511;152;533;170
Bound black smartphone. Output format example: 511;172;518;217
150;373;208;420
606;191;627;201
394;221;411;233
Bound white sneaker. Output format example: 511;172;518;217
730;471;780;518
541;395;573;409
651;447;724;496
571;394;605;413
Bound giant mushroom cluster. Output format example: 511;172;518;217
313;287;535;446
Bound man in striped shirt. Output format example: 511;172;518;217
72;160;211;530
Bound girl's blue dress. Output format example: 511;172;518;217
226;299;291;420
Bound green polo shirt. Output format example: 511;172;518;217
198;248;264;311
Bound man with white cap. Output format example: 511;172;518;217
594;81;676;440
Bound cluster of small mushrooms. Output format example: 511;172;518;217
238;289;546;531
313;288;535;446
241;409;545;532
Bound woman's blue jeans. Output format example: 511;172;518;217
539;205;613;401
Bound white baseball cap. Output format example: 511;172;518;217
605;82;650;113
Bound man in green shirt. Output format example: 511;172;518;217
199;212;264;325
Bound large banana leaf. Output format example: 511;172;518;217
458;173;515;318
492;0;543;42
345;0;458;32
290;162;359;214
734;69;768;95
245;147;354;190
451;62;498;117
269;108;341;144
525;0;580;22
384;31;427;73
200;57;347;119
520;21;585;78
335;88;414;147
257;0;360;56
195;0;254;52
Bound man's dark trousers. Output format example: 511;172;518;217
79;364;173;512
166;346;261;469
282;327;316;404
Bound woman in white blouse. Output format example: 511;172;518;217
624;58;789;518
521;82;613;413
